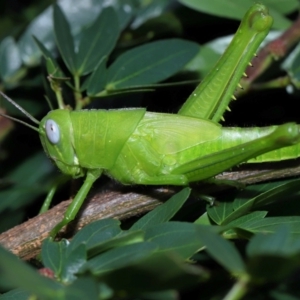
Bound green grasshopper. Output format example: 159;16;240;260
1;4;300;238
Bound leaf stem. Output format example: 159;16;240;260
74;74;83;110
223;276;250;300
55;88;65;109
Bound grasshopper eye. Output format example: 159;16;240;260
45;119;60;144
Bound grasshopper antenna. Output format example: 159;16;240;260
0;91;40;125
0;91;40;133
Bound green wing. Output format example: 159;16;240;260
135;112;222;155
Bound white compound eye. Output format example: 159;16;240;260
45;119;60;144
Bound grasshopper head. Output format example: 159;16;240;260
39;109;84;178
0;92;84;178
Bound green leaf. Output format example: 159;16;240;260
18;5;54;66
194;212;212;225
64;277;99;300
235;216;300;236
83;242;158;275
61;244;87;283
223;211;268;238
106;39;199;90
85;57;107;96
0;152;54;213
131;187;191;230
196;226;246;275
68;219;122;254
41;238;69;277
0;37;22;83
42;238;87;283
109;0;135;30
185;44;218;78
53;4;76;73
262;0;299;14
283;43;300;89
17;0;116;66
71;219;141;256
178;0;292;29
0;288;32;300
135;13;183;41
246;226;300;281
33;36;64;78
88;230;145;258
0;154;54;232
207;179;300;225
186;30;279;79
179;0;254;19
98;251;205;293
233;179;300;212
76;7;120;75
207;201;234;225
58;1;104;35
247;226;300;257
62;0;133;32
144;222;204;258
0;245;61;299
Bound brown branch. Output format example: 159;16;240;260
217;159;300;184
0;185;176;260
245;15;300;84
1;159;300;260
235;14;300;96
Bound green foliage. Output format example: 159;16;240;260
178;0;298;28
1;0;300;299
131;188;191;230
0;152;54;233
0;191;206;298
3;185;300;299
